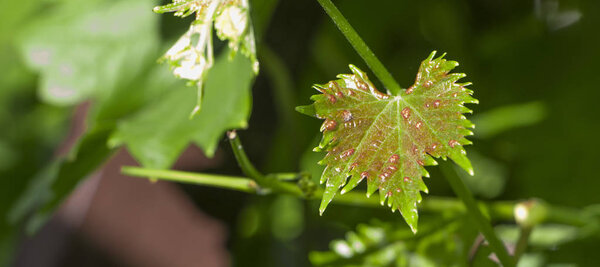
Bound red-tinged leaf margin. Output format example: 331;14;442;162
297;52;478;232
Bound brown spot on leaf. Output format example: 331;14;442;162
406;86;414;94
430;143;438;151
326;94;337;103
380;172;390;181
341;110;353;122
320;119;337;132
415;121;422;129
340;148;355;159
448;139;458;148
401;107;411;120
433;100;441;108
388;154;400;163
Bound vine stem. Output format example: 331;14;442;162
315;0;403;95
121;166;257;193
227;130;304;196
227;130;264;182
441;164;515;267
513;226;533;263
121;165;597;229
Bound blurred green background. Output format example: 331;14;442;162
1;0;599;266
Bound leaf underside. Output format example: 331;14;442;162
298;52;478;232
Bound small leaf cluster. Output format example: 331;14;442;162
310;220;468;267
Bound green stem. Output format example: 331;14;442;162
227;131;304;196
121;166;257;193
268;172;302;181
227;130;264;182
121;166;598;230
316;0;403;95
440;164;515;267
514;226;533;263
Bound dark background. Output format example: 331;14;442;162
1;0;599;266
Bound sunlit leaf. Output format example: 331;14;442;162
298;52;477;232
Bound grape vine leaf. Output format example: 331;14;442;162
297;52;477;232
109;48;255;168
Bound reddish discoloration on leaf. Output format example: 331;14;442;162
320;119;337;132
301;52;477;232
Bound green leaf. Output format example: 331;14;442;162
310;222;404;266
298;52;477;232
19;0;159;106
109;48;255;168
7;0;159;236
309;219;465;267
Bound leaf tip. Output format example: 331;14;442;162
427;50;437;60
347;64;368;80
295;105;317;117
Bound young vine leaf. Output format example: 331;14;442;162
297;52;477;232
154;0;258;117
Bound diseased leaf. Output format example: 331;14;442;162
298;52;477;232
